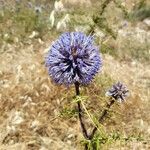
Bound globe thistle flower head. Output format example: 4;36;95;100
106;82;129;102
45;32;102;85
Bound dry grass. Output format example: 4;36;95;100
0;39;149;149
0;42;79;149
0;0;150;149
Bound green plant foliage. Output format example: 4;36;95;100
128;0;150;21
60;107;78;118
81;131;145;150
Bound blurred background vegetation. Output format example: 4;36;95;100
0;0;149;61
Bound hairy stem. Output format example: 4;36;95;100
75;82;89;140
89;99;115;140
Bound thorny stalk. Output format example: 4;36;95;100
75;82;89;139
75;82;89;150
89;98;115;140
75;82;115;149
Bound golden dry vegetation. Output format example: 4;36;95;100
0;0;150;149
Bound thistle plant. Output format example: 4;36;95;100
45;32;129;149
89;82;129;140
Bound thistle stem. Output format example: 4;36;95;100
75;82;89;140
89;99;115;140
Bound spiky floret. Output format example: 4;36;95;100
106;82;129;102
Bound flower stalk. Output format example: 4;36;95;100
75;82;89;139
89;98;115;140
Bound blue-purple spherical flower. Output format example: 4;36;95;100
45;32;102;85
106;82;129;102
